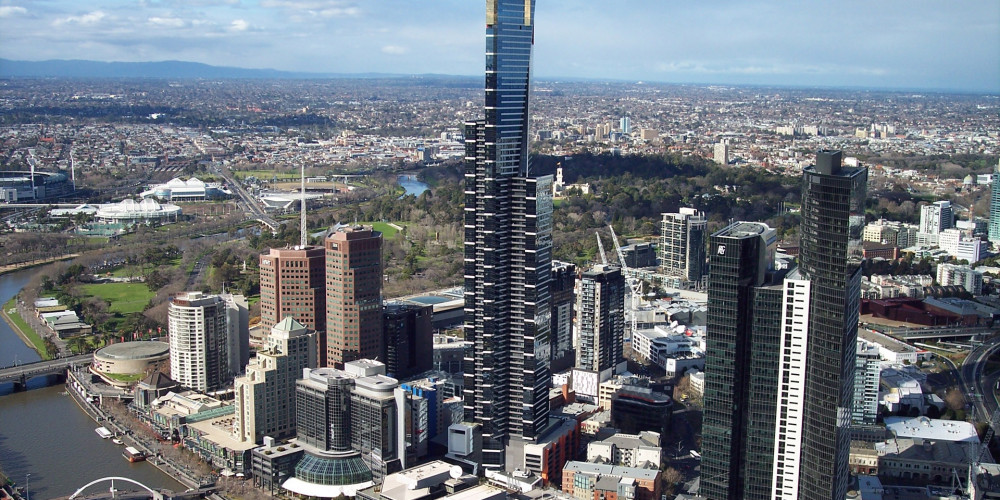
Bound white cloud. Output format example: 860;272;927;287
53;11;107;27
148;17;186;28
0;6;27;18
229;19;249;31
381;45;408;55
317;7;359;17
260;0;360;17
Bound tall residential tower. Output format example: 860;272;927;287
660;208;707;284
463;0;554;469
797;150;867;500
575;265;625;380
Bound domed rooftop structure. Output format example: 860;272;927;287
281;451;374;498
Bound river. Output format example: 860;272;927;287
397;174;429;197
0;269;184;498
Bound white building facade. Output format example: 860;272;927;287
234;317;316;443
168;292;235;392
772;277;811;500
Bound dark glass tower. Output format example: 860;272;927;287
797;150;867;500
463;0;553;468
701;222;781;500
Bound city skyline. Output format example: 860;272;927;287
0;1;996;93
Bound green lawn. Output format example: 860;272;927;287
363;221;404;238
553;198;565;208
106;258;181;278
78;283;155;314
102;372;144;383
3;297;52;360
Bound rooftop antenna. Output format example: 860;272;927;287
300;164;307;247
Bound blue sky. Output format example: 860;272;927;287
1;0;998;92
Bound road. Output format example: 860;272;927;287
0;353;91;382
668;403;702;479
184;255;211;290
211;165;279;231
960;335;1000;424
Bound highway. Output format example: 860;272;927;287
210;165;280;232
960;335;1000;424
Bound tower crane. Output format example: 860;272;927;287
955;406;1000;497
608;225;643;335
596;232;608;266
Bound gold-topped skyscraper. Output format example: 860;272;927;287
463;0;554;469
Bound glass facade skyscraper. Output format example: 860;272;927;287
463;0;554;468
989;160;1000;244
797;150;867;500
703;151;867;500
701;222;781;500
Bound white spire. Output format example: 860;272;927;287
300;164;307;247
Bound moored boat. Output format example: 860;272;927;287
123;446;146;462
95;427;113;439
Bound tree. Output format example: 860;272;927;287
146;269;169;290
43;337;59;358
67;335;90;354
673;374;691;400
945;388;966;411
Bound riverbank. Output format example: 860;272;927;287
0;298;50;360
0;472;25;500
64;370;200;493
0;254;79;276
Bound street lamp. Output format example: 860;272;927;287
25;473;30;500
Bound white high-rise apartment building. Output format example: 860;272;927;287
168;291;242;392
234;317;316;443
714;140;729;165
917;200;954;245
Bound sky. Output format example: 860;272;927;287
0;0;998;92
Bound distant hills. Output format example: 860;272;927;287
0;58;423;79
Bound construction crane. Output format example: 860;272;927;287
596;232;608;266
977;406;1000;464
608;225;643;335
957;405;1000;497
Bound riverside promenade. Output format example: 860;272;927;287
64;369;204;493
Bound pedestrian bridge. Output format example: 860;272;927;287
0;353;91;392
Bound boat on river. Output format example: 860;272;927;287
123;446;146;462
95;427;113;439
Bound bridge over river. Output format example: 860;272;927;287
0;353;91;392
